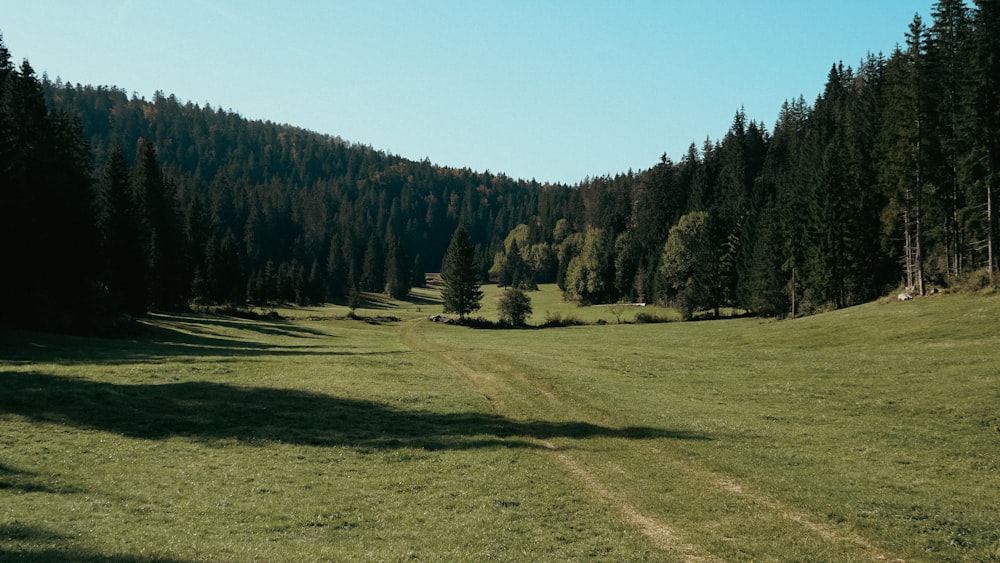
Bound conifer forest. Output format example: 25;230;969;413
1;0;998;332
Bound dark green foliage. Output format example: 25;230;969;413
497;286;532;326
98;145;147;316
134;140;186;310
563;228;615;304
0;47;100;332
383;237;411;299
660;212;713;320
441;226;483;319
4;2;999;329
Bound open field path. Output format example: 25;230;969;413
400;318;906;562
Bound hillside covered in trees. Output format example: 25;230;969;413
1;0;997;332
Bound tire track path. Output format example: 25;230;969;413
400;319;904;562
401;319;718;561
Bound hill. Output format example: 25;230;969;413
3;1;999;334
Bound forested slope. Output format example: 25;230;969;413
2;0;997;332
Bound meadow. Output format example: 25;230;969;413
1;284;998;561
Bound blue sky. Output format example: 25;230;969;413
1;1;930;184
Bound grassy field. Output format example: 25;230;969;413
1;284;998;561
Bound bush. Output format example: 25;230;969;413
497;287;532;326
540;311;587;328
964;268;996;292
460;316;500;329
633;311;671;324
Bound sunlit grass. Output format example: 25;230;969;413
2;290;999;560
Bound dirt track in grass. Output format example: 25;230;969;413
400;317;907;562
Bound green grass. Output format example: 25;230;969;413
2;286;999;561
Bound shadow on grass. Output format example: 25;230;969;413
0;522;189;562
0;314;394;365
0;372;709;451
152;313;335;339
0;548;186;563
0;463;80;495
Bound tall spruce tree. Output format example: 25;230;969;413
973;0;1000;271
927;0;973;275
441;225;483;319
99;145;147;315
134;140;186;309
383;237;411;299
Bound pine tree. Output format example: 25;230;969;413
99;145;147;315
972;0;1000;272
441;225;483;319
325;233;347;301
360;236;384;292
0;52;100;330
926;0;974;275
880;18;930;296
134;140;186;309
383;237;411;299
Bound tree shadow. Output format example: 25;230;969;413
0;546;186;563
401;292;444;307
0;523;186;563
0;372;710;451
141;312;336;341
0;462;80;495
0;315;396;366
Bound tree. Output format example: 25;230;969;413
98;144;147;315
564;227;615;304
383;237;411;299
497;286;532;326
660;211;713;320
972;0;1000;272
134;140;186;309
441;225;483;319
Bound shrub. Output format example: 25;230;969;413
540;311;587;328
633;311;671;324
497;287;532;327
460;316;500;329
964;268;995;292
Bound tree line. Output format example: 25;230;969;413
1;0;996;332
500;0;998;319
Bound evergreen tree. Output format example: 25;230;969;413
441;225;483;319
325;233;348;301
134;140;186;309
926;0;974;276
0;51;100;331
360;236;384;292
305;258;325;304
972;0;1000;272
99;145;147;315
383;237;411;299
880;18;931;296
411;254;427;288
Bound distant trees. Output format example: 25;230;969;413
441;226;483;319
4;1;999;333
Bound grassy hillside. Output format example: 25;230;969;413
2;287;998;561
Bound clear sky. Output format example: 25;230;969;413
1;1;931;184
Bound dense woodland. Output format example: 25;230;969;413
1;0;998;332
